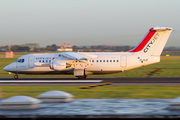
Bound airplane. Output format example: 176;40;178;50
3;27;173;79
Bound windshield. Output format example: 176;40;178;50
15;59;25;63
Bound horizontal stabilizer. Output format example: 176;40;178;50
150;27;172;31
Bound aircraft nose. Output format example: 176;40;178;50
3;62;17;72
3;65;9;71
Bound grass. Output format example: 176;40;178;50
0;53;180;78
1;85;180;99
1;52;180;99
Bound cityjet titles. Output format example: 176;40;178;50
144;33;159;53
35;57;52;60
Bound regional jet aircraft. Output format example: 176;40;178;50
3;27;173;79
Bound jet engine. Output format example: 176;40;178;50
50;61;71;71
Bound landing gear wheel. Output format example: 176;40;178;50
78;76;84;79
84;75;87;79
77;75;87;79
14;75;18;79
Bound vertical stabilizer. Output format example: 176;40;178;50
129;27;173;56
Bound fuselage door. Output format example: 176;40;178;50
120;55;127;68
29;56;35;68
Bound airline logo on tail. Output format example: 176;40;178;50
144;32;159;53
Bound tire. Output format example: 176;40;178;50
77;75;87;79
84;75;87;78
14;75;18;79
78;76;84;79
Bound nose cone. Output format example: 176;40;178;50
3;62;16;72
3;65;9;71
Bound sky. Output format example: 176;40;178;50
0;0;180;47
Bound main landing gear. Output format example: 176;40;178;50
77;75;87;79
14;74;18;79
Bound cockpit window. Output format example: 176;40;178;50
16;59;25;63
15;59;19;62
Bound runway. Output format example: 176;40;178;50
1;77;180;85
1;77;180;82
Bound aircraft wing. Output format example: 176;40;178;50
61;52;88;60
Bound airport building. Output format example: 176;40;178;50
57;42;73;52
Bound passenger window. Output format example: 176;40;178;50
97;60;98;62
89;60;91;62
46;60;48;63
100;60;102;62
107;60;108;62
49;60;51;63
110;60;112;62
103;60;105;62
117;60;119;62
22;59;24;62
113;60;115;62
92;60;94;62
42;60;44;63
39;60;41;62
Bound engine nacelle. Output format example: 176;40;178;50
50;61;66;71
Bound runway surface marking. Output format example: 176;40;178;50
0;80;102;83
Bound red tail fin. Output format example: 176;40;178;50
129;28;156;52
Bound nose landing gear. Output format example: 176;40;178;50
14;74;18;79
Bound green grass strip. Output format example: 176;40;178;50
1;85;180;99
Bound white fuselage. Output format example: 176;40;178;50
4;52;160;75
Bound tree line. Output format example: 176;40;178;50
1;44;180;52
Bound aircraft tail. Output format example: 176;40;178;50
129;27;173;56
